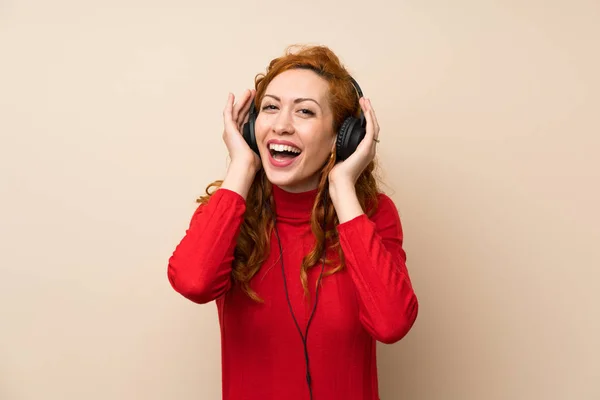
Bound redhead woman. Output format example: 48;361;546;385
167;44;419;400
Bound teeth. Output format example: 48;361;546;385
269;143;301;154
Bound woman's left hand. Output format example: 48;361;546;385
329;97;380;188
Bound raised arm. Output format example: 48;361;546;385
167;187;246;303
168;89;261;303
336;194;418;343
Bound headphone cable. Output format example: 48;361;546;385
273;222;326;400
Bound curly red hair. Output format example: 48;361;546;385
198;44;380;302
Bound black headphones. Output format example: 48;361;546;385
242;76;366;161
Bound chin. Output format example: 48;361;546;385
264;168;322;193
263;166;297;188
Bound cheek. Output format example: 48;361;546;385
253;117;264;138
253;115;270;142
304;131;336;159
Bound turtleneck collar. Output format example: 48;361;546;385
271;184;318;222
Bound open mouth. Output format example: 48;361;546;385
268;143;302;161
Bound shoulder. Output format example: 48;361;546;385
368;192;404;233
369;192;400;218
188;187;246;226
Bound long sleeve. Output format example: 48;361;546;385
167;188;246;304
336;193;419;344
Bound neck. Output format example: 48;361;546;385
271;184;318;222
275;176;320;194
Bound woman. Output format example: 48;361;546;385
167;44;418;400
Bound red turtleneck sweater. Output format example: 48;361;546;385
167;185;418;400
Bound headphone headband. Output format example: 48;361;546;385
348;76;363;99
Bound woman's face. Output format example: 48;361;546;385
254;68;336;193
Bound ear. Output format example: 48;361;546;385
330;134;337;153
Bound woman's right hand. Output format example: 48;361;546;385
220;89;261;199
222;89;261;172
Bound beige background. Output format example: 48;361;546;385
1;1;599;399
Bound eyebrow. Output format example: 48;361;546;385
263;94;321;108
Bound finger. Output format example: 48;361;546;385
367;99;380;139
237;89;255;125
231;91;242;122
232;89;250;122
223;92;232;109
367;99;379;130
361;98;376;144
223;92;232;118
223;93;236;129
236;91;254;131
237;89;255;126
241;111;250;127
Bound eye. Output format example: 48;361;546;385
261;104;278;111
299;108;315;116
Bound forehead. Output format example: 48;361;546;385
265;69;329;100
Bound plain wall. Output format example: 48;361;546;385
1;1;599;399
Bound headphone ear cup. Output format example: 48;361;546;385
336;114;366;161
242;102;260;156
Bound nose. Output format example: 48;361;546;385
272;110;295;135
